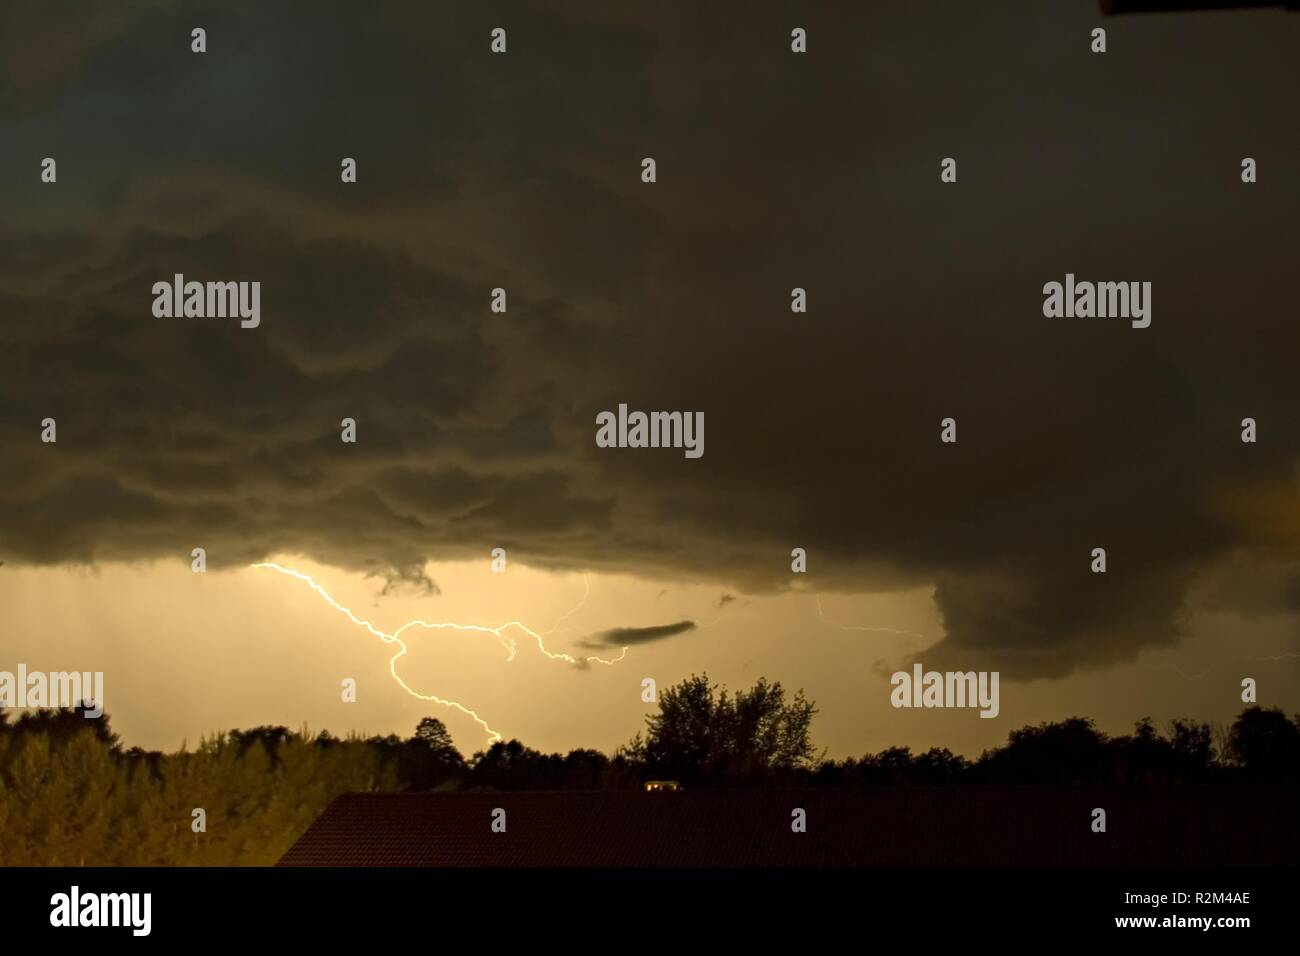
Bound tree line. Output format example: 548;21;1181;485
1;673;1297;865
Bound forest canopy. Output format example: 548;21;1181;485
1;674;1297;865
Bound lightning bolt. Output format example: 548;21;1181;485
252;562;626;745
1145;651;1300;682
814;594;928;640
537;573;591;638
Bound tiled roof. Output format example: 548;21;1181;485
277;785;1300;866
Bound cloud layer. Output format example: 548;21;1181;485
1;1;1297;678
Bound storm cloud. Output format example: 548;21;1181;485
1;1;1296;677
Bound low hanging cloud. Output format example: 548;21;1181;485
578;621;698;649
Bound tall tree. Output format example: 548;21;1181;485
412;717;459;759
631;674;817;786
1227;707;1300;780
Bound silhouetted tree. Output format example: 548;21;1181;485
1226;706;1300;781
469;740;560;789
1;700;1296;865
412;717;459;759
9;705;120;751
561;748;609;789
1169;718;1215;778
629;674;817;786
911;747;969;784
973;718;1107;784
402;717;465;790
228;725;293;762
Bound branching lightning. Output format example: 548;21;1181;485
252;562;626;744
814;594;928;640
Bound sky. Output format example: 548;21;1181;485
0;1;1297;757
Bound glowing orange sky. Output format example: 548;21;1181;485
2;558;1295;756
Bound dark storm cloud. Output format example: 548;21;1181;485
0;1;1297;676
578;620;697;649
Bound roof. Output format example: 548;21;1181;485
277;785;1300;866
